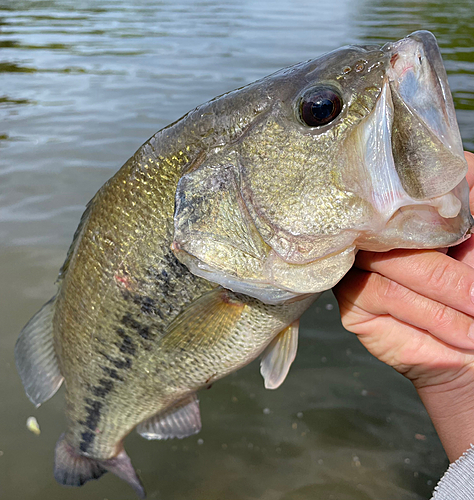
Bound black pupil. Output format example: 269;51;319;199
311;98;334;121
300;88;342;127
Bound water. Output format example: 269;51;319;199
1;0;473;498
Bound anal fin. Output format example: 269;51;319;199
260;320;299;390
136;393;201;440
14;296;64;407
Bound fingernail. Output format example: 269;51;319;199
471;284;474;305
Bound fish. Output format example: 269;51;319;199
15;30;473;498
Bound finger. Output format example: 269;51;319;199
354;250;474;319
463;151;474;211
449;234;474;268
449;151;474;265
340;311;470;388
465;151;474;190
334;268;474;351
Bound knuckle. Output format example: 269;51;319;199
452;272;472;295
430;303;454;330
339;314;356;331
420;256;470;295
422;258;453;290
379;275;408;303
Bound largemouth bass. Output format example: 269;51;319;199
15;31;473;497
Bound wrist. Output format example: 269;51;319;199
416;366;474;462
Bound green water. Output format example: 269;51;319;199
1;1;473;499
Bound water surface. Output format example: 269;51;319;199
1;1;473;499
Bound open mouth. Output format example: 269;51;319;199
359;31;468;227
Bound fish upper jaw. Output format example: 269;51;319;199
384;30;464;159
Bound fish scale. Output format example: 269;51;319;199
56;147;213;458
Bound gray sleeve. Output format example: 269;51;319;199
431;445;474;499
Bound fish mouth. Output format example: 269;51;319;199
356;31;471;249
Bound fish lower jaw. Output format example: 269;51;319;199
425;192;462;218
394;204;457;227
387;191;463;221
364;172;464;223
356;204;470;252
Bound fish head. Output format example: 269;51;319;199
173;31;473;304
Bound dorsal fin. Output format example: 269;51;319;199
260;320;299;390
15;296;64;407
136;393;201;440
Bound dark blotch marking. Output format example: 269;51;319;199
139;296;159;315
100;365;124;381
98;350;132;370
78;398;103;453
118;335;135;355
80;337;136;453
121;313;141;330
115;324;137;356
138;325;150;340
81;398;103;430
137;296;164;319
120;290;165;320
164;251;190;276
136;295;165;319
92;378;114;398
77;251;197;455
121;312;155;340
114;357;132;370
146;250;194;298
119;250;195;322
79;431;95;452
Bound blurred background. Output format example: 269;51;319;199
1;0;473;498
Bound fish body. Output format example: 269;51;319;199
15;31;473;497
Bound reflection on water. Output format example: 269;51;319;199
1;0;473;499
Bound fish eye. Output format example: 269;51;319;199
299;87;343;127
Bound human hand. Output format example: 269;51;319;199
333;151;474;461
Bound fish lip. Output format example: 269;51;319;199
382;30;464;157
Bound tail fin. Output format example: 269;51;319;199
54;434;146;498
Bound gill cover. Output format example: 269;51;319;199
172;161;354;304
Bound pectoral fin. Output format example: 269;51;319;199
136;393;201;440
14;296;64;407
161;287;245;351
260;320;299;390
